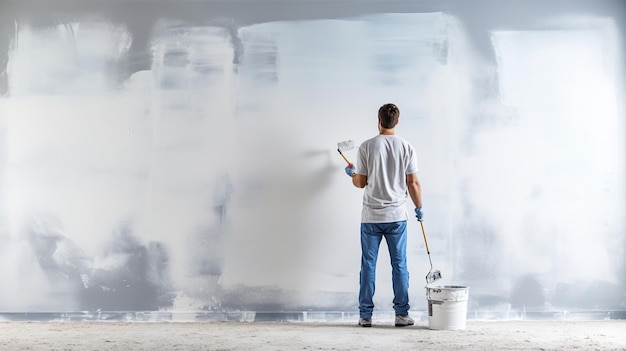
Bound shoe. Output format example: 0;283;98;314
358;317;372;327
395;314;414;327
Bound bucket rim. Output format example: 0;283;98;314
425;285;469;290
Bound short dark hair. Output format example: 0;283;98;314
378;103;400;129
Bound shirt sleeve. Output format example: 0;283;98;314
406;143;418;174
357;144;368;176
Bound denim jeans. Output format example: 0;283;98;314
359;221;410;318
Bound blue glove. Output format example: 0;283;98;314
414;207;424;222
345;165;355;177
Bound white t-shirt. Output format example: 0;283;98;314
356;134;418;223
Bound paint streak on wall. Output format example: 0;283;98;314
0;21;171;311
483;18;624;309
225;13;452;299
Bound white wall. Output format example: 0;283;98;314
0;1;624;314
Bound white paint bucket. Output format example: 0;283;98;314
426;285;469;330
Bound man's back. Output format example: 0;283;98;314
357;134;418;223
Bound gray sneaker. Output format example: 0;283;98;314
358;317;372;327
395;314;414;327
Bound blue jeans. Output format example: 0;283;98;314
359;221;410;318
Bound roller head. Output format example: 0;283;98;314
426;270;442;284
337;140;356;152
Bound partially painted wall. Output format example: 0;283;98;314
0;0;624;317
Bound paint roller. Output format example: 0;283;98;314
337;140;356;167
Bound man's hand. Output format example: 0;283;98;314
414;207;424;222
345;165;355;177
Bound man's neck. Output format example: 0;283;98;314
379;128;395;135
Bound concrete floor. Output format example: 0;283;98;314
1;319;625;350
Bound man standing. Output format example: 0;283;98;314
345;103;423;327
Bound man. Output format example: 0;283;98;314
345;103;423;327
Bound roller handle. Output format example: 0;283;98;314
420;221;431;255
337;149;353;167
